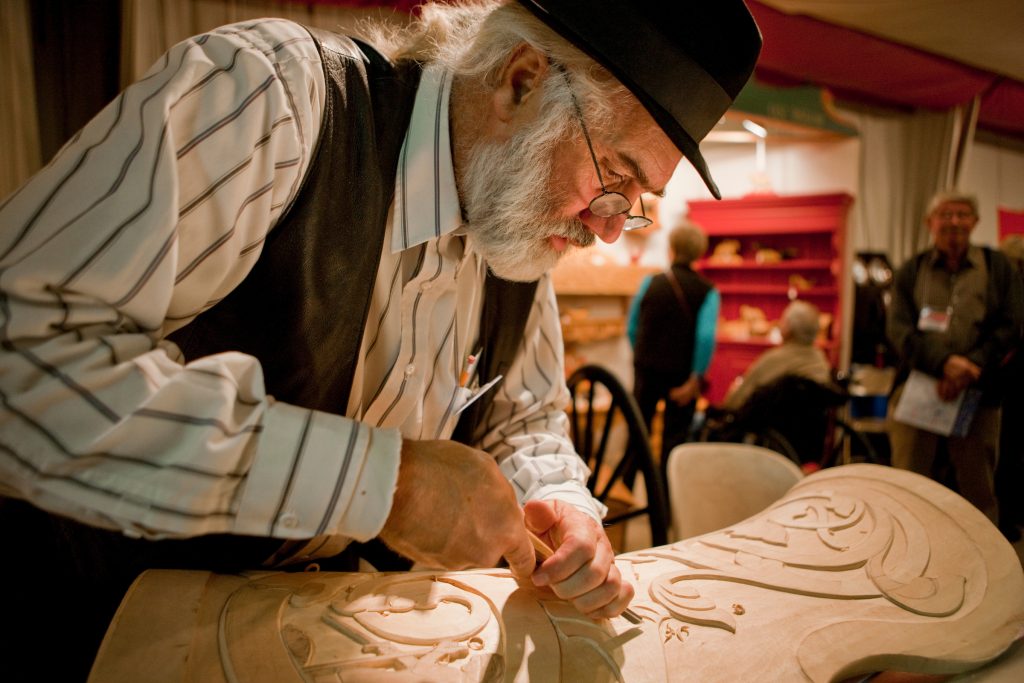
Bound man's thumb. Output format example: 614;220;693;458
523;499;559;536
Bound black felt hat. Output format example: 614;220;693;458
517;0;762;199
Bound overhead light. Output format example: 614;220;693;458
742;119;770;191
705;131;759;143
742;119;768;138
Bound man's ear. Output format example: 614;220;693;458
491;43;549;127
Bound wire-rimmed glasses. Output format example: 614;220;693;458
559;70;652;231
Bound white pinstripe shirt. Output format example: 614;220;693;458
0;19;603;558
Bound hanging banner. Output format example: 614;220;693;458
732;79;858;137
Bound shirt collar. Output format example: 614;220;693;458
927;244;982;271
390;65;462;253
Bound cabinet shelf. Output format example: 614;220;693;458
688;192;852;403
551;251;657;296
698;258;835;271
560;317;625;344
698;224;837;236
716;336;838;350
716;285;838;296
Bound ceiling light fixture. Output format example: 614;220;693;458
741;119;768;138
741;120;770;193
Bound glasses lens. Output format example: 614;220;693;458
589;192;631;218
624;215;653;231
937;211;975;220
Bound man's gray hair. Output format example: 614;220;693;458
781;300;820;345
368;1;625;127
926;189;979;218
668;221;708;265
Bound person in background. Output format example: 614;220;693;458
0;1;763;677
721;299;832;411
996;234;1024;540
628;221;719;471
886;190;1024;524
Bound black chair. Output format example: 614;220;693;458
565;364;669;549
700;374;880;469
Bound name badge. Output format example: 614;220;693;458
918;306;952;333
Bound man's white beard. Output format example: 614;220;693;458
461;97;596;282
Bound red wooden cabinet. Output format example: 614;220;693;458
687;192;853;404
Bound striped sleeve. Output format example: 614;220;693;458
0;19;399;543
477;275;607;523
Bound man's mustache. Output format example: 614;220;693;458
558;219;596;248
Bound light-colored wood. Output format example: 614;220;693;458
666;442;804;541
89;465;1024;683
550;250;658;296
528;529;554;562
559;314;626;345
89;570;247;683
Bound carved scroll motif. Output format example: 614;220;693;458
215;573;507;682
626;479;970;634
214;571;654;682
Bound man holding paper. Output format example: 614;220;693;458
887;190;1024;523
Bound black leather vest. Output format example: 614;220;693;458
168;30;419;415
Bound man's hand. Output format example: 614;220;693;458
524;499;634;619
938;354;981;401
379;440;535;578
668;375;700;406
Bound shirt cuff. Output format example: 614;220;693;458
529;481;608;524
335;425;402;541
235;401;402;542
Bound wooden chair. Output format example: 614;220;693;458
566;364;669;550
666;442;803;541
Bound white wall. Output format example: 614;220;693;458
680;137;861;204
959;141;1024;248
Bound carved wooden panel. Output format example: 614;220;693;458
89;464;1024;682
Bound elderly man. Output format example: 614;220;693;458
0;1;761;677
721;300;832;411
887;190;1024;524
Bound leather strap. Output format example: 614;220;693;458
665;267;694;322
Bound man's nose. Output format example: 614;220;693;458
579;209;626;244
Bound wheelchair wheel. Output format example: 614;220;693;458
751;428;802;467
823;418;882;467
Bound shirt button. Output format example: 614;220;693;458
279;511;300;529
419;281;432;291
405;363;416;376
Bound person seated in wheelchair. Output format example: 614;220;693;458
722;300;833;411
703;301;841;464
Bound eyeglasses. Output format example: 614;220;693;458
560;70;652;231
934;210;976;221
